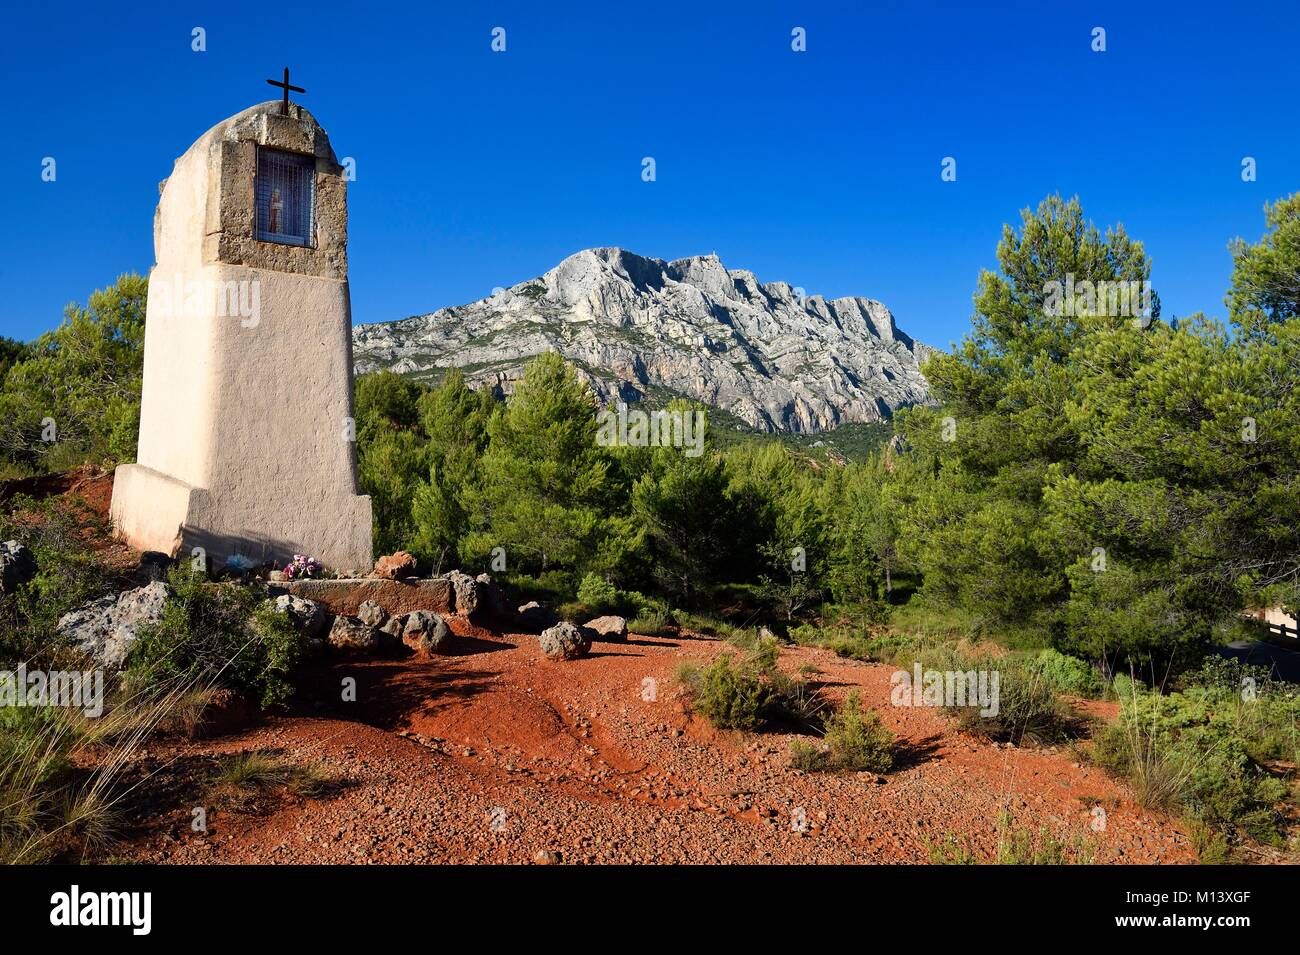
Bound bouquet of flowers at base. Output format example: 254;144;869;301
284;554;323;580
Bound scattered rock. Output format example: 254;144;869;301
533;849;562;865
445;570;479;617
57;580;170;668
271;576;453;617
758;626;776;642
273;594;331;640
357;600;389;629
0;540;37;595
395;610;452;654
327;615;383;654
517;601;559;633
584;615;628;643
539;622;592;661
373;551;418;580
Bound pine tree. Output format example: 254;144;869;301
898;195;1156;632
464;353;612;575
0;273;147;473
1227;192;1300;334
631;428;736;605
354;370;430;556
410;369;493;571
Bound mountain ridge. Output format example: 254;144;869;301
353;247;934;433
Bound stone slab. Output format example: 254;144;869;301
270;577;453;617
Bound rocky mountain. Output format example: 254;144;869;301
352;248;934;433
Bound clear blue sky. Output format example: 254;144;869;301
1;0;1296;348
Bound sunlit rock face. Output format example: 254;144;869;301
354;247;934;434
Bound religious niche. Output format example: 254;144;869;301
255;146;315;247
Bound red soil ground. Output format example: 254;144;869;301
0;465;114;514
7;467;1192;864
1;466;139;577
115;618;1193;865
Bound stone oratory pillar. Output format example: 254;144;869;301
111;101;373;574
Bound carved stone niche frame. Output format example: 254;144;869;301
187;101;348;280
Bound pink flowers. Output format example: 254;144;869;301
284;554;323;580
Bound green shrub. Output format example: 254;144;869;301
841;631;920;663
564;586;663;624
993;819;1094;864
788;621;918;664
627;590;669;617
788;739;823;772
668;610;717;635
1098;718;1288;844
787;622;821;645
1186;819;1231;864
677;639;823;731
1093;719;1188;813
576;573;620;615
943;657;1073;745
212;750;336;799
629;609;675;637
765;664;824;727
1179;660;1300;765
791;691;894;773
1094;675;1295;846
894;642;1073;744
826;692;894;771
0;495;113;669
883;633;972;673
927;834;981;864
556;601;592;623
890;601;984;642
746;637;780;673
503;570;578;607
723;626;764;649
1034;649;1103;697
1182;734;1288;843
929;812;1095;864
681;655;768;730
127;569;305;708
1108;671;1139;701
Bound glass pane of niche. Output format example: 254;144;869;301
255;147;316;247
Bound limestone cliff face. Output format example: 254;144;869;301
352;248;934;433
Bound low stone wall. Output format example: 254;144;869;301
270;577;453;617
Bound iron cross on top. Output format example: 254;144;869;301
266;67;305;115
